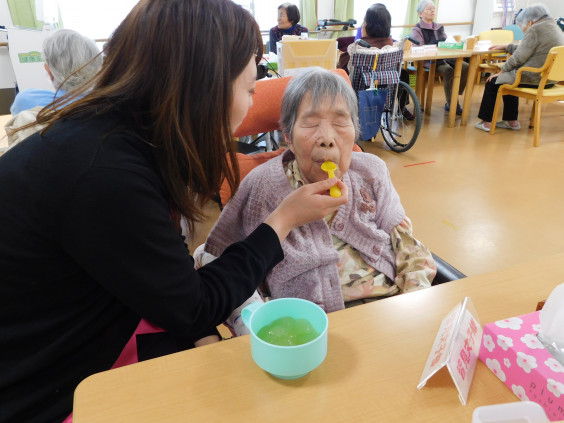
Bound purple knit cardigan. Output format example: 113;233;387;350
205;150;405;312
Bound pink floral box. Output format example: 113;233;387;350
479;311;564;421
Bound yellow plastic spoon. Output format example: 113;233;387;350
320;161;342;198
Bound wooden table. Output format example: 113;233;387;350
404;47;507;128
72;254;564;422
460;46;507;126
404;48;471;128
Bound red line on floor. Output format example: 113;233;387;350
403;161;436;167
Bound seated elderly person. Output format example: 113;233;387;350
202;69;436;334
409;0;469;115
269;3;308;54
474;4;564;132
6;29;102;146
338;3;414;120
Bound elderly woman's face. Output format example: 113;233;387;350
285;94;356;184
277;8;292;29
419;4;436;23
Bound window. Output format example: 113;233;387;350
56;0;138;40
233;0;283;31
494;0;514;12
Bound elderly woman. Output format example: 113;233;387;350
10;29;102;115
6;29;102;146
203;69;435;333
475;4;564;132
410;0;469;115
269;3;308;54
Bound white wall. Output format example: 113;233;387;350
0;0;13;27
437;0;476;37
515;0;564;18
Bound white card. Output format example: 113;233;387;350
418;297;483;405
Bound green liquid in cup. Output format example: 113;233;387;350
257;316;320;346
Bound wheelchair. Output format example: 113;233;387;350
349;38;422;152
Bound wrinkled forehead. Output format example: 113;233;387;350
297;92;352;119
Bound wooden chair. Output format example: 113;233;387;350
476;29;514;84
490;46;564;147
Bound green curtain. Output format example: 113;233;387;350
401;0;440;37
333;0;354;22
330;0;355;39
7;0;43;30
299;0;317;31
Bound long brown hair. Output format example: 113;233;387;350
33;0;262;227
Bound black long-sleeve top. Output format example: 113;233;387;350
0;114;283;423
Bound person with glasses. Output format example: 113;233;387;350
269;3;309;54
410;0;469;115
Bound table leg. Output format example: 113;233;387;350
425;61;436;116
448;58;463;128
416;61;425;110
461;54;478;126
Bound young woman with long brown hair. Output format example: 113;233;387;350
0;0;347;421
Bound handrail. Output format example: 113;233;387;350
392;21;473;28
2;21;475;48
260;21;474;35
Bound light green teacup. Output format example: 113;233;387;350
242;298;328;379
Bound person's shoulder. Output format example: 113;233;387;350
11;89;56;115
365;37;394;48
349;151;387;172
243;149;286;181
298;25;308;33
41;114;153;168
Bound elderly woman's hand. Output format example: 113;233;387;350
486;71;502;83
489;44;508;51
265;177;348;242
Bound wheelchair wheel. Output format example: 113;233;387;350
380;81;422;153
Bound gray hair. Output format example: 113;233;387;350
43;29;102;91
416;0;435;14
516;3;550;27
280;68;359;141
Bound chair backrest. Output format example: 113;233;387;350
503;24;524;41
349;46;403;93
547;45;564;82
349;45;403;110
478;29;514;44
233;68;350;138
